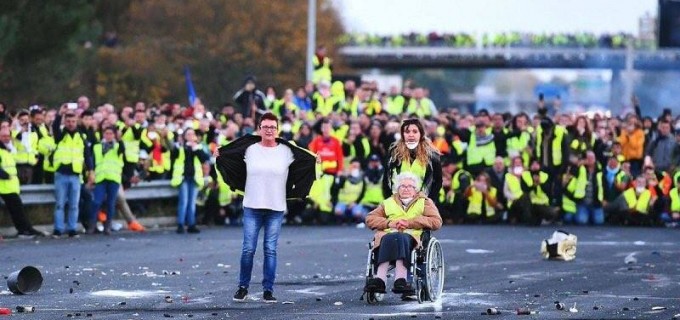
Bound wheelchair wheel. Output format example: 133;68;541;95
425;237;445;302
366;291;384;304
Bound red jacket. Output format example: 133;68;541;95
309;136;344;175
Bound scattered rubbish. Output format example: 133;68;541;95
673;313;680;320
486;307;500;315
211;313;218;316
334;301;343;306
69;288;74;294
555;303;565;310
15;306;34;313
163;314;173;318
7;266;43;295
540;230;577;261
651;251;660;255
67;313;72;317
623;307;630;311
582;290;589;294
118;301;126;306
316;298;322;302
82;268;94;271
533;294;540;297
633;297;639;301
624;253;638;264
569;303;578;313
187;314;193;318
593;306;599;310
651;306;667;311
86;313;92;317
282;301;294;305
164;296;173;303
508;280;514;284
516;308;536;315
0;308;11;315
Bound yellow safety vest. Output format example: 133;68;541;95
361;179;384;206
504;173;523;207
383;196;425;239
121;125;152;164
309;174;335;212
312;55;332;84
406;98;432;118
93;143;124;184
622;188;651;214
466;132;496;167
562;166;587;213
216;169;233;206
53;132;85;174
387;95;406;115
38;135;56;173
467;186;497;217
392;159;427;192
535;125;566;167
12;131;39;165
337;178;364;204
521;171;549;205
0;148;20;194
506;131;530;167
670;188;680;212
170;148;204;188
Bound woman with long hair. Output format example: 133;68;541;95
382;119;442;200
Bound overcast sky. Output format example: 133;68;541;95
332;0;658;35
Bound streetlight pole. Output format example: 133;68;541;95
306;0;316;83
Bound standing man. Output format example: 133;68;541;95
87;127;125;235
12;110;39;184
216;112;316;303
308;118;344;176
0;127;45;237
312;45;332;85
52;109;93;238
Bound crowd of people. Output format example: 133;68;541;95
2;52;680;239
338;32;650;49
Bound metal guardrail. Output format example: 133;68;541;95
19;180;178;205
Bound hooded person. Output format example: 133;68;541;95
233;76;267;120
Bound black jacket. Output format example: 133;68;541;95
216;135;317;199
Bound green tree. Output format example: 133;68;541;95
96;0;345;108
0;0;100;108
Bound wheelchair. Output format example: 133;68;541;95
361;230;445;304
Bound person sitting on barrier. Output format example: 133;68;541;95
365;172;442;294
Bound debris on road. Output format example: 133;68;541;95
555;303;565;310
651;306;667;311
282;301;294;304
486;307;500;315
0;308;11;315
334;301;343;306
540;230;577;261
624;253;638;264
516;307;536;315
569;303;578;313
15;306;34;313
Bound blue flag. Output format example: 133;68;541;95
184;66;197;106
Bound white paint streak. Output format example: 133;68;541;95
287;286;326;296
90;289;169;298
465;249;494;254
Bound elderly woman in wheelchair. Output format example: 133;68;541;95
364;172;443;302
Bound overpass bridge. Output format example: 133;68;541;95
339;46;680;70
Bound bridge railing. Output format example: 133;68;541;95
18;180;178;205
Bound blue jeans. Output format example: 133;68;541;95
177;179;199;226
54;172;82;232
91;181;120;222
238;207;284;292
576;204;604;225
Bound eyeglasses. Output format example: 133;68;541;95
398;185;416;190
260;125;278;131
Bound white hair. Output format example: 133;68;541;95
393;172;421;194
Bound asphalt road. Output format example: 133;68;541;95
1;225;679;320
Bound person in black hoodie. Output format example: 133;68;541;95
233;76;267;120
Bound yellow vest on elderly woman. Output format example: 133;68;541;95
383;197;425;239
